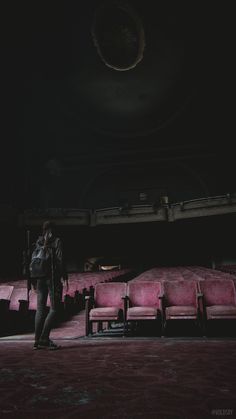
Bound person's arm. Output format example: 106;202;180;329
55;238;68;285
23;237;38;293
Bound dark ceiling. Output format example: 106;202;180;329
1;1;235;209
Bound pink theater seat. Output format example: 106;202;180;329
125;281;163;335
162;280;202;333
0;285;14;316
9;287;28;311
199;279;236;322
85;282;127;336
0;285;14;301
126;281;162;320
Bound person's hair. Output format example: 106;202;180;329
42;220;55;234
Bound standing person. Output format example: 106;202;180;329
30;220;68;350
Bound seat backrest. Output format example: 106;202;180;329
199;279;236;306
0;285;14;301
163;280;198;306
95;282;127;308
127;281;162;308
9;287;28;310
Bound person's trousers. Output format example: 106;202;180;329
34;277;62;342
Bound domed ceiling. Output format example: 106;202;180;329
1;1;235;210
60;1;198;137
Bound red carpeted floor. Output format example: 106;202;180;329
0;337;236;419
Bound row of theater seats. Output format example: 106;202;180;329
217;264;236;275
131;266;236;283
0;268;132;337
85;267;236;337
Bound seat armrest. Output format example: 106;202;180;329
85;296;93;336
19;299;29;310
197;293;204;317
122;295;129;312
158;295;165;312
85;295;94;310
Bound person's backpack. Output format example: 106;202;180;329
29;242;52;279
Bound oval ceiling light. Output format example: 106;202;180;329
91;0;145;71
